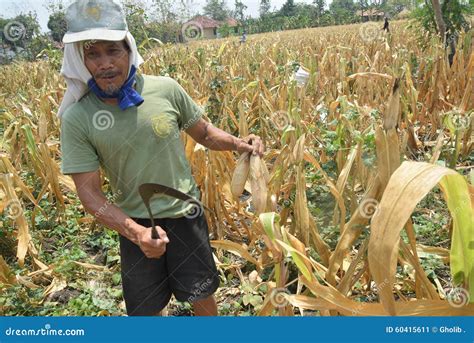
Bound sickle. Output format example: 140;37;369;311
138;183;212;239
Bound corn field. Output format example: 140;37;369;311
0;21;473;316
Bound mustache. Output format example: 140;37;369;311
96;70;120;79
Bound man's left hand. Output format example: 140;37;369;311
236;134;264;157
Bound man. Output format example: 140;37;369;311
383;17;390;33
240;30;247;44
59;0;264;316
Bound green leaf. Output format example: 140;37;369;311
242;294;251;306
259;212;279;240
281;125;296;146
112;273;121;285
21;124;39;162
246;81;258;88
275;239;313;281
439;174;473;298
249;295;263;307
217;42;227;59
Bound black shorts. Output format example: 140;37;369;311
119;213;220;316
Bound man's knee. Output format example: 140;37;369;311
193;294;214;304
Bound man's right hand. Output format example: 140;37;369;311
136;225;169;259
69;170;170;258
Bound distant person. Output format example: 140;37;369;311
383;17;390;32
240;30;247;44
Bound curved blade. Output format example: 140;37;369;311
138;183;212;239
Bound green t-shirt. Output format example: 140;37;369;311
60;74;203;219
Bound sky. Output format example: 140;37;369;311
0;0;321;32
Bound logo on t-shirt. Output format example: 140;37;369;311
150;113;173;138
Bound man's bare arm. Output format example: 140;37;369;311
69;170;168;259
70;170;141;243
185;118;264;156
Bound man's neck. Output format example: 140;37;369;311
98;82;137;106
101;98;119;106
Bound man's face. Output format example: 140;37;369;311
83;40;130;95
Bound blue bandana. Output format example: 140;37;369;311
87;65;144;110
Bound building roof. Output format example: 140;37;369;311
185;15;239;29
225;18;239;26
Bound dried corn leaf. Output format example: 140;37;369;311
369;161;473;315
0;173;30;266
211;240;261;270
0;255;16;285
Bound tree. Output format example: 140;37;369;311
384;0;411;16
412;0;473;64
313;0;326;17
151;0;191;23
233;0;247;22
313;0;326;20
0;12;41;49
147;20;181;43
431;0;446;42
203;0;230;21
279;0;297;16
151;0;174;22
293;4;317;28
121;0;148;46
356;0;369;18
412;0;472;40
259;0;271;17
0;12;49;63
45;1;67;42
47;10;67;42
329;0;356;24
